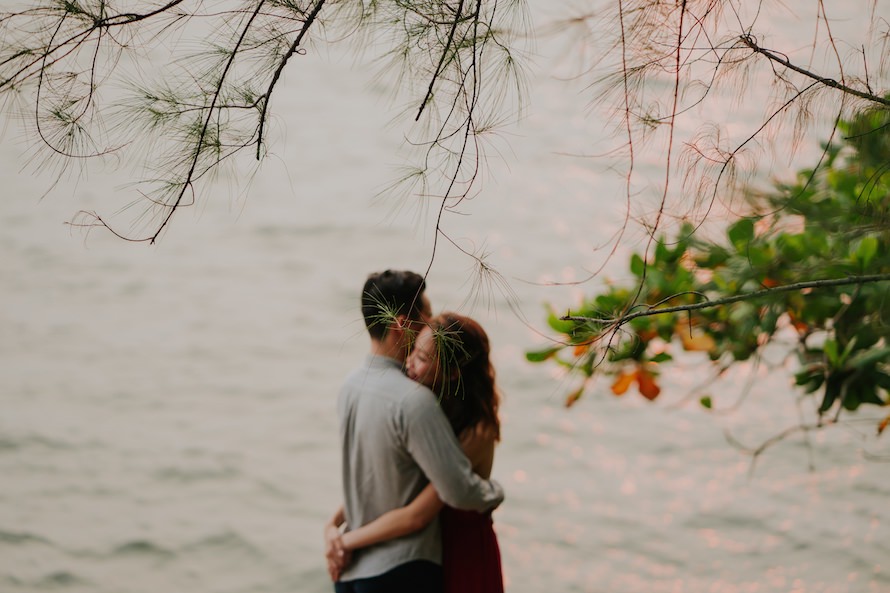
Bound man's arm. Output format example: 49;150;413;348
403;391;504;511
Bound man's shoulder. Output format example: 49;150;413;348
341;359;437;406
398;380;439;414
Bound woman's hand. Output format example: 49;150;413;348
324;523;350;581
324;508;351;581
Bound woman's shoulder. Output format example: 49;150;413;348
460;419;499;443
459;420;498;478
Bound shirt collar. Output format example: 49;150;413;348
366;353;404;371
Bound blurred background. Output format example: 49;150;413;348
2;3;888;592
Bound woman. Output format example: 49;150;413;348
328;312;504;592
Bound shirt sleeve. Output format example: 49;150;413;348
402;387;505;511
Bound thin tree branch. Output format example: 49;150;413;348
740;34;890;107
256;0;327;159
724;418;837;476
416;0;465;121
561;274;890;325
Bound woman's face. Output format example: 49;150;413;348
406;326;439;389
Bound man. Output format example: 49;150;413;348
325;269;504;592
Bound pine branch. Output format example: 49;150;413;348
147;0;269;244
0;0;187;91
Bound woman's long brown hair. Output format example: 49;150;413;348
429;312;500;440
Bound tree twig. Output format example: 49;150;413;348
561;274;890;325
416;0;466;121
740;34;890;107
256;0;327;159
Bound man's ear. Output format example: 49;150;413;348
390;314;412;343
393;314;409;332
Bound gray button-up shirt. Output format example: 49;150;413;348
338;354;504;581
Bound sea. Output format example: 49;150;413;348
2;3;888;592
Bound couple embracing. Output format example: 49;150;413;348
324;270;505;593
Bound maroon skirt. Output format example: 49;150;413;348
440;506;505;593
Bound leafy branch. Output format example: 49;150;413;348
529;105;890;460
562;273;890;328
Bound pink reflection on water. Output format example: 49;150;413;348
620;477;637;495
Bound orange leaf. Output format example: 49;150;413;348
680;331;716;352
637;329;658;342
788;311;809;334
573;343;590;357
565;386;584;408
637;369;661;400
610;372;635;396
878;414;890;436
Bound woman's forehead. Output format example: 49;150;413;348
415;326;436;352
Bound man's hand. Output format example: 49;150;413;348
459;421;497;460
324;523;350;582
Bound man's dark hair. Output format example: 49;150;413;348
361;270;427;340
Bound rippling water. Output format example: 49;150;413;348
3;3;889;593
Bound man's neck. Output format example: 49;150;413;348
370;338;406;364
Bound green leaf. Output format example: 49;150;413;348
819;376;842;413
776;233;806;261
546;308;578;335
654;239;686;265
630;253;645;277
842;386;864;411
694;245;730;268
655;241;670;265
795;365;825;393
795;366;817;384
805;375;825;394
728;218;754;250
824;339;839;366
700;395;712;409
526;347;561;363
747;244;773;268
873;372;890;391
853;236;878;268
837;337;859;368
609;338;646;362
846;346;890;371
650;352;673;363
854;384;886;406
